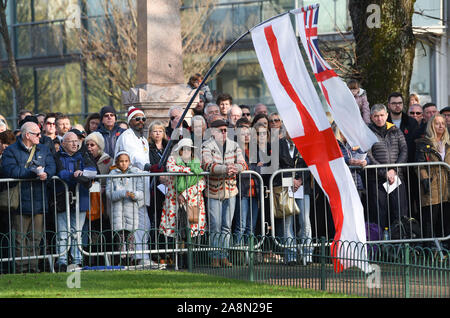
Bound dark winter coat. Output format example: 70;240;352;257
1;138;56;215
55;147;98;212
273;138;311;194
367;122;408;181
96;123;125;158
387;112;419;162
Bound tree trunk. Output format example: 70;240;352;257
348;0;416;107
0;1;24;109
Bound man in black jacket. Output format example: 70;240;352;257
386;92;418;162
367;104;409;232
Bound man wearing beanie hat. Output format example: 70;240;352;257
114;105;157;267
96;105;125;158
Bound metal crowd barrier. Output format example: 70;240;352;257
267;162;450;256
79;170;266;270
1;161;448;274
360;162;450;246
0;176;72;274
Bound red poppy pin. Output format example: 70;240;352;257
404;129;408;135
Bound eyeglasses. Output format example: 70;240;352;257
217;128;227;134
170;116;179;121
103;113;115;118
409;112;422;115
28;132;41;137
269;118;281;123
46;122;55;126
133;117;146;122
242;113;251;117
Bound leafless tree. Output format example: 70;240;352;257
348;0;416;106
77;0;227;105
0;0;24;109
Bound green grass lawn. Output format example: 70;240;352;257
0;270;354;298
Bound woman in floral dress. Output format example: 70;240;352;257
159;138;206;238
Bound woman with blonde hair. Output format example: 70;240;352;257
148;120;168;166
415;114;450;239
147;120;169;238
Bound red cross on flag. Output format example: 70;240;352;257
251;14;371;273
293;4;378;152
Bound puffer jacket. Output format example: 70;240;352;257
367;122;408;181
106;166;144;232
201;137;247;199
415;138;450;206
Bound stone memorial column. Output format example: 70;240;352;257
122;0;197;129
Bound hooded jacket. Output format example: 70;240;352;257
106;166;144;231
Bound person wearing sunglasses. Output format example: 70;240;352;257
166;105;190;141
114;106;161;268
1;121;56;273
96;105;126;158
202;119;247;268
43;113;58;141
407;104;423;124
239;105;252;122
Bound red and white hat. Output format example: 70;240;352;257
127;106;145;124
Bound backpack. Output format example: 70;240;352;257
390;216;421;240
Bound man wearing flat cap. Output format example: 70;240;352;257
202;119;247;268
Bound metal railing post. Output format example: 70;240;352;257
320;236;326;291
249;234;254;282
404;243;410;298
187;226;192;272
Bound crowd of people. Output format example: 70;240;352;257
0;74;449;273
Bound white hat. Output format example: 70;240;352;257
115;150;131;161
127;106;145;124
172;138;197;154
85;132;105;153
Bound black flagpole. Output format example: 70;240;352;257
155;10;290;171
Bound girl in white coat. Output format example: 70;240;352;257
106;151;144;257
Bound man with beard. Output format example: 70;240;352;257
114;106;165;269
386;92;418;162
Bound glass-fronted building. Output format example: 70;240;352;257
0;0;448;128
